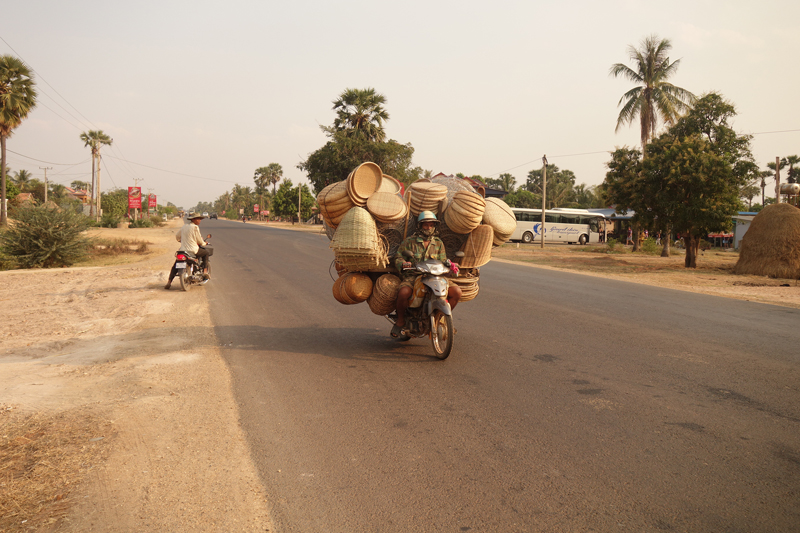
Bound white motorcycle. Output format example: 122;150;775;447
387;251;463;360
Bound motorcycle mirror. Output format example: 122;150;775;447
206;234;212;239
454;251;465;258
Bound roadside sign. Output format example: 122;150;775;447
128;187;142;209
254;204;260;213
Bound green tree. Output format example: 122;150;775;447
271;179;315;220
786;155;799;184
299;129;420;194
326;87;389;142
79;129;113;219
525;165;577;208
610;35;695;150
0;204;91;268
100;188;129;220
604;93;755;268
0;55;37;225
12;168;32;190
70;180;90;190
503;190;540;209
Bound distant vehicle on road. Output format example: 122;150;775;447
511;208;604;245
209;213;218;219
202;212;209;218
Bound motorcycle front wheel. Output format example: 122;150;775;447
179;266;191;291
430;310;454;360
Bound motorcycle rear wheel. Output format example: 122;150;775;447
430;310;453;360
179;267;191;291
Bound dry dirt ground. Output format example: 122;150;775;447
2;221;798;532
1;220;272;532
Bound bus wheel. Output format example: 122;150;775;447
522;232;533;243
579;234;587;245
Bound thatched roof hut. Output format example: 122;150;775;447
734;203;800;279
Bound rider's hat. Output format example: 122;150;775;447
187;212;206;220
417;211;439;224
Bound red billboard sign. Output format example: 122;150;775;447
148;194;157;208
254;204;259;213
128;187;142;209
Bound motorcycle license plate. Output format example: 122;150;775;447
175;262;187;268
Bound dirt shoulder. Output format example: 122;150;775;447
0;221;272;532
490;242;800;309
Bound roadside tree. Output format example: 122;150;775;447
604;93;756;268
271;179;315;220
610;35;695;150
79;129;113;218
525;165;577;208
0;55;37;225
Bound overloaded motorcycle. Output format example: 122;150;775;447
387;251;464;360
172;236;213;291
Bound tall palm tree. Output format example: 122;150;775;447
12;168;32;190
0;55;37;225
785;154;799;184
265;162;283;195
610;35;695;151
329;88;389;142
80;129;113;218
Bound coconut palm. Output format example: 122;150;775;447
328;88;389;142
610;35;695;151
80;129;113;218
499;173;516;193
12;168;32;190
0;55;37;225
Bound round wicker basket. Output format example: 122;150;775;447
482;197;516;246
333;272;373;304
460;225;494;268
367;274;401;315
347;162;383;205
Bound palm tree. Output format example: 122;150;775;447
12;168;32;190
610;35;695;151
499;173;516;193
70;180;90;191
80;129;113;218
786;155;799;184
328;88;389;142
0;55;37;225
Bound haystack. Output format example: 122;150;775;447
734;203;800;279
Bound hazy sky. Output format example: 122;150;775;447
2;0;798;209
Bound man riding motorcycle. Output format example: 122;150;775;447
165;212;211;290
391;211;461;338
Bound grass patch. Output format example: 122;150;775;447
0;407;113;532
90;238;150;256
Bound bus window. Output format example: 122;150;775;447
545;214;560;223
588;220;599;232
560;215;579;224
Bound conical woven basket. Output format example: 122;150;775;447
460;225;494;268
367;273;401;315
330;207;388;271
482;197;516;246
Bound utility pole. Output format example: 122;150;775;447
540;155;547;249
297;183;302;225
147;188;154;218
775;156;781;203
40;166;52;203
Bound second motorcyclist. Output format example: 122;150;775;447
391;211;461;338
165;212;211;290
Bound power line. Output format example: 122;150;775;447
6;149;89;166
102;154;243;183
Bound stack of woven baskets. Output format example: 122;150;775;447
322;166;514;313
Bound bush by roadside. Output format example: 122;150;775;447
0;206;91;269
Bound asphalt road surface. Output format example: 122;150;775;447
204;219;799;533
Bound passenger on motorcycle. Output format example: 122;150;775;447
391;211;461;338
165;212;211;290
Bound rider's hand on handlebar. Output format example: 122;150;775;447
402;261;413;270
449;261;460;275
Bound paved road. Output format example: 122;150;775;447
204;219;800;532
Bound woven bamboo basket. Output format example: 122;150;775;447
430;174;476;203
318;181;351;222
346;162;383;206
367;273;401;315
366;191;407;224
332;276;358;304
450;271;479;302
482;197;516;246
460;225;494;268
330;207;388;271
408;182;448;216
443;191;485;234
376;174;403;195
343;272;373;302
